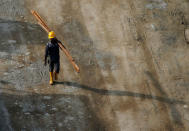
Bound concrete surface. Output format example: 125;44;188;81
0;0;189;130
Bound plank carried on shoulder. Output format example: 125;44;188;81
31;10;80;73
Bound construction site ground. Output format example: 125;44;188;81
0;0;189;130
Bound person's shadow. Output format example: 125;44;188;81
54;81;186;105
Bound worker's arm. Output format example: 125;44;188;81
44;44;49;66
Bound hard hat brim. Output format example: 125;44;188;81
49;36;55;39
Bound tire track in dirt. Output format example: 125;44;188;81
94;2;141;130
125;0;185;129
68;1;120;130
78;1;136;130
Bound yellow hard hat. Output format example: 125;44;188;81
48;31;56;39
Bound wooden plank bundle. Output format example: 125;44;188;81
31;10;80;73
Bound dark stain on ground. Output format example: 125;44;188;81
0;19;47;47
0;92;106;131
161;32;177;46
0;80;11;85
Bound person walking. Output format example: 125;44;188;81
44;31;61;85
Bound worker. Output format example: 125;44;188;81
44;31;61;85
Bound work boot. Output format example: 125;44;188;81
54;72;58;81
49;72;53;85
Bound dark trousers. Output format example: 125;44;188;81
49;61;60;73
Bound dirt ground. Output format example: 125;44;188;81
0;0;189;130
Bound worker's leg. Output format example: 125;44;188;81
49;61;54;85
54;61;60;80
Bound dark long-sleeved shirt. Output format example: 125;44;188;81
45;38;61;63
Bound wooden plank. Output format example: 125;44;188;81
31;10;80;73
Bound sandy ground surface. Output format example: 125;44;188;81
0;0;189;130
